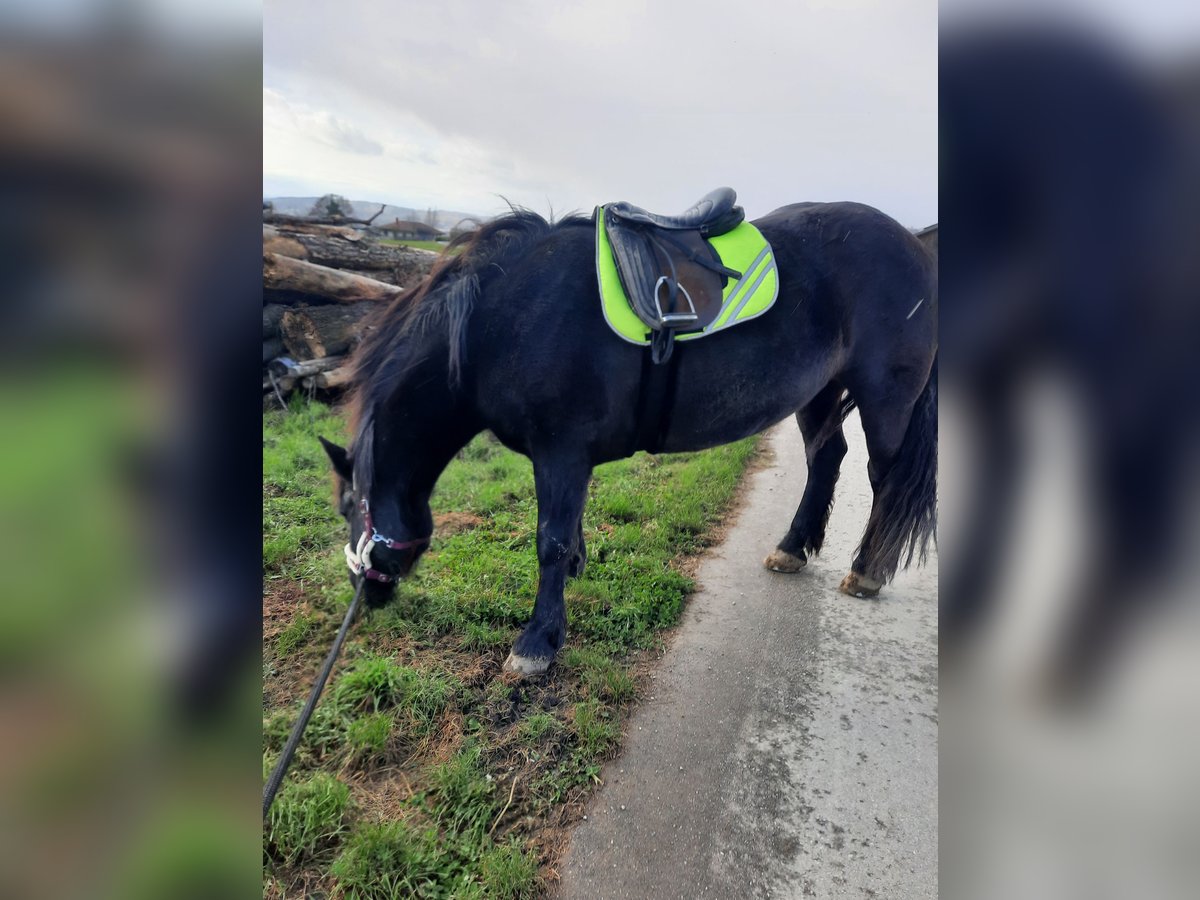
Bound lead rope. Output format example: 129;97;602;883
263;579;364;820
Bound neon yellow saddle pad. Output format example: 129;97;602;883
594;206;780;345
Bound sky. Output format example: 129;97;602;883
264;0;938;226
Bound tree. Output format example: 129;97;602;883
424;207;440;227
308;194;355;219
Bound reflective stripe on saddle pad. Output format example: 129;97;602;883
595;205;779;346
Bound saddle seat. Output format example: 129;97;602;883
604;187;745;234
601;188;747;362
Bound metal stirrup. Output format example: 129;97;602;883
653;276;699;327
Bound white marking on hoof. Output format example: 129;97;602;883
504;652;551;675
764;548;807;573
838;572;883;598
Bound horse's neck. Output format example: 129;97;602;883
374;415;479;497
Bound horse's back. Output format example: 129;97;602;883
755;200;932;276
756;200;937;347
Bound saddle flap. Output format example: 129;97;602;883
605;215;728;333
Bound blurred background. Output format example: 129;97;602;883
1;0;1198;897
0;2;261;898
939;3;1200;899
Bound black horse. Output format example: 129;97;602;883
320;199;937;674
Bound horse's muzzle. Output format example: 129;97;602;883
362;577;398;609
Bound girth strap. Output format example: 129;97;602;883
632;339;682;454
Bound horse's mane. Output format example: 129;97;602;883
344;206;589;491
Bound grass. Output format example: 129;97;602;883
378;238;453;252
274;611;315;657
329;820;454;899
480;842;540;899
263;397;758;896
264;772;352;868
431;743;498;839
569;700;619;757
517;712;560;744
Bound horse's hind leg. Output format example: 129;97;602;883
764;384;849;573
842;361;938;597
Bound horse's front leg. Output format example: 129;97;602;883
505;454;592;675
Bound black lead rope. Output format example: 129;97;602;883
263;580;365;820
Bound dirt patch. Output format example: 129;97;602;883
262;580;341;710
434;511;484;535
263;580;307;644
347;766;428;824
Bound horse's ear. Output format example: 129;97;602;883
318;436;353;481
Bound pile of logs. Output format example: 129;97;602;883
263;208;438;406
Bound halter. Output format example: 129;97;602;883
344;498;430;583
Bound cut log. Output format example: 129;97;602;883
268;355;345;379
264;222;359;239
340;268;406;287
263;374;296;408
263;303;287;337
286;233;436;280
263;232;308;260
263;336;285;364
280;302;375;360
301;365;354;391
263;222;437;274
264;252;401;304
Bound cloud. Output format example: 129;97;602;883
264;1;937;224
309;111;383;156
263;87;382;156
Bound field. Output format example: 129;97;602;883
263;398;758;897
378;238;450;252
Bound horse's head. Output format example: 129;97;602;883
319;436;432;606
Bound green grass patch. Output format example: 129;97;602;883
330;820;456;899
430;743;497;839
378;238;452;252
346;711;393;758
480;841;539;898
570;699;619;757
517;712;560;745
333;655;456;730
274;611;315;657
561;646;637;703
264;772;352;868
263;397;758;894
264;656;457;771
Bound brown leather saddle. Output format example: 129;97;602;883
602;188;746;363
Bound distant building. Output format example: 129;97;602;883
375;219;445;241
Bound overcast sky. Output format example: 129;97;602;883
264;0;937;226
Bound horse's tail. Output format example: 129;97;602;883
864;355;938;580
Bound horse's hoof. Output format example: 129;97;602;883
839;572;883;598
764;548;807;573
504;652;552;676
